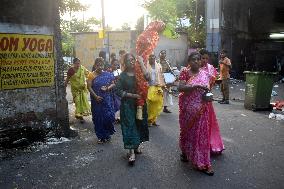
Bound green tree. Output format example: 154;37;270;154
135;16;145;33
143;0;177;24
59;0;100;56
143;0;205;47
59;0;88;17
121;23;131;31
176;0;205;47
64;18;100;32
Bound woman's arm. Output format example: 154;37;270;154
84;66;90;77
178;81;209;92
178;81;194;92
123;92;141;99
116;77;141;99
64;76;70;88
87;78;103;102
137;56;150;81
101;82;116;91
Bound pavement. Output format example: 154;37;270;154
0;82;283;189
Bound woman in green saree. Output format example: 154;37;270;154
116;53;149;165
65;58;91;122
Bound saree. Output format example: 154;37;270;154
178;67;222;169
90;71;115;140
146;62;164;124
116;72;149;149
147;86;163;124
201;64;225;153
69;65;91;118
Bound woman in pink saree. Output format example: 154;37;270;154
200;49;225;154
178;52;224;176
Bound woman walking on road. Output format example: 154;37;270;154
87;57;116;144
65;58;91;123
178;52;218;176
116;53;149;165
200;49;225;154
147;54;165;126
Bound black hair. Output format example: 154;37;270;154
123;53;135;65
95;57;104;65
187;52;201;63
220;49;227;54
199;49;210;56
111;58;118;64
73;57;80;64
160;50;166;54
110;52;116;58
92;57;104;71
119;50;126;56
99;50;106;59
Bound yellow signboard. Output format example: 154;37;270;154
0;34;54;90
98;30;104;39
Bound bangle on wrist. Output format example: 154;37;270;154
122;91;126;97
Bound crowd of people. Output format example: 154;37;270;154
65;48;229;175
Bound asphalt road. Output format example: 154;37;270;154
0;84;283;189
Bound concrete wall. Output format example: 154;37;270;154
0;0;69;147
154;34;188;68
73;31;137;71
73;31;188;70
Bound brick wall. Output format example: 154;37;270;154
0;0;70;147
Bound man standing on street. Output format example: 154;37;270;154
219;49;231;104
157;50;173;113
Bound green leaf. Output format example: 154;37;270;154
162;23;179;39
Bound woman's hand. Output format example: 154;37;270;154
95;95;103;102
194;85;209;91
137;56;144;66
101;86;108;91
132;94;141;99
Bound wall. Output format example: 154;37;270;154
73;31;188;70
73;31;136;71
154;34;188;68
0;0;69;147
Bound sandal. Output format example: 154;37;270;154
128;153;135;166
180;153;189;162
104;138;111;143
134;147;142;154
97;139;104;144
201;168;214;176
152;122;160;126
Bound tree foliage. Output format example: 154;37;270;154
59;0;100;56
121;23;131;31
143;0;205;47
61;18;100;33
135;16;145;32
59;0;88;16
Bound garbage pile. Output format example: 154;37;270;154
269;100;284;121
276;77;284;84
230;78;243;85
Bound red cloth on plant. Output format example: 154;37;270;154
135;21;165;106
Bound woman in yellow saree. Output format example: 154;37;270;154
147;54;165;126
65;58;91;122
